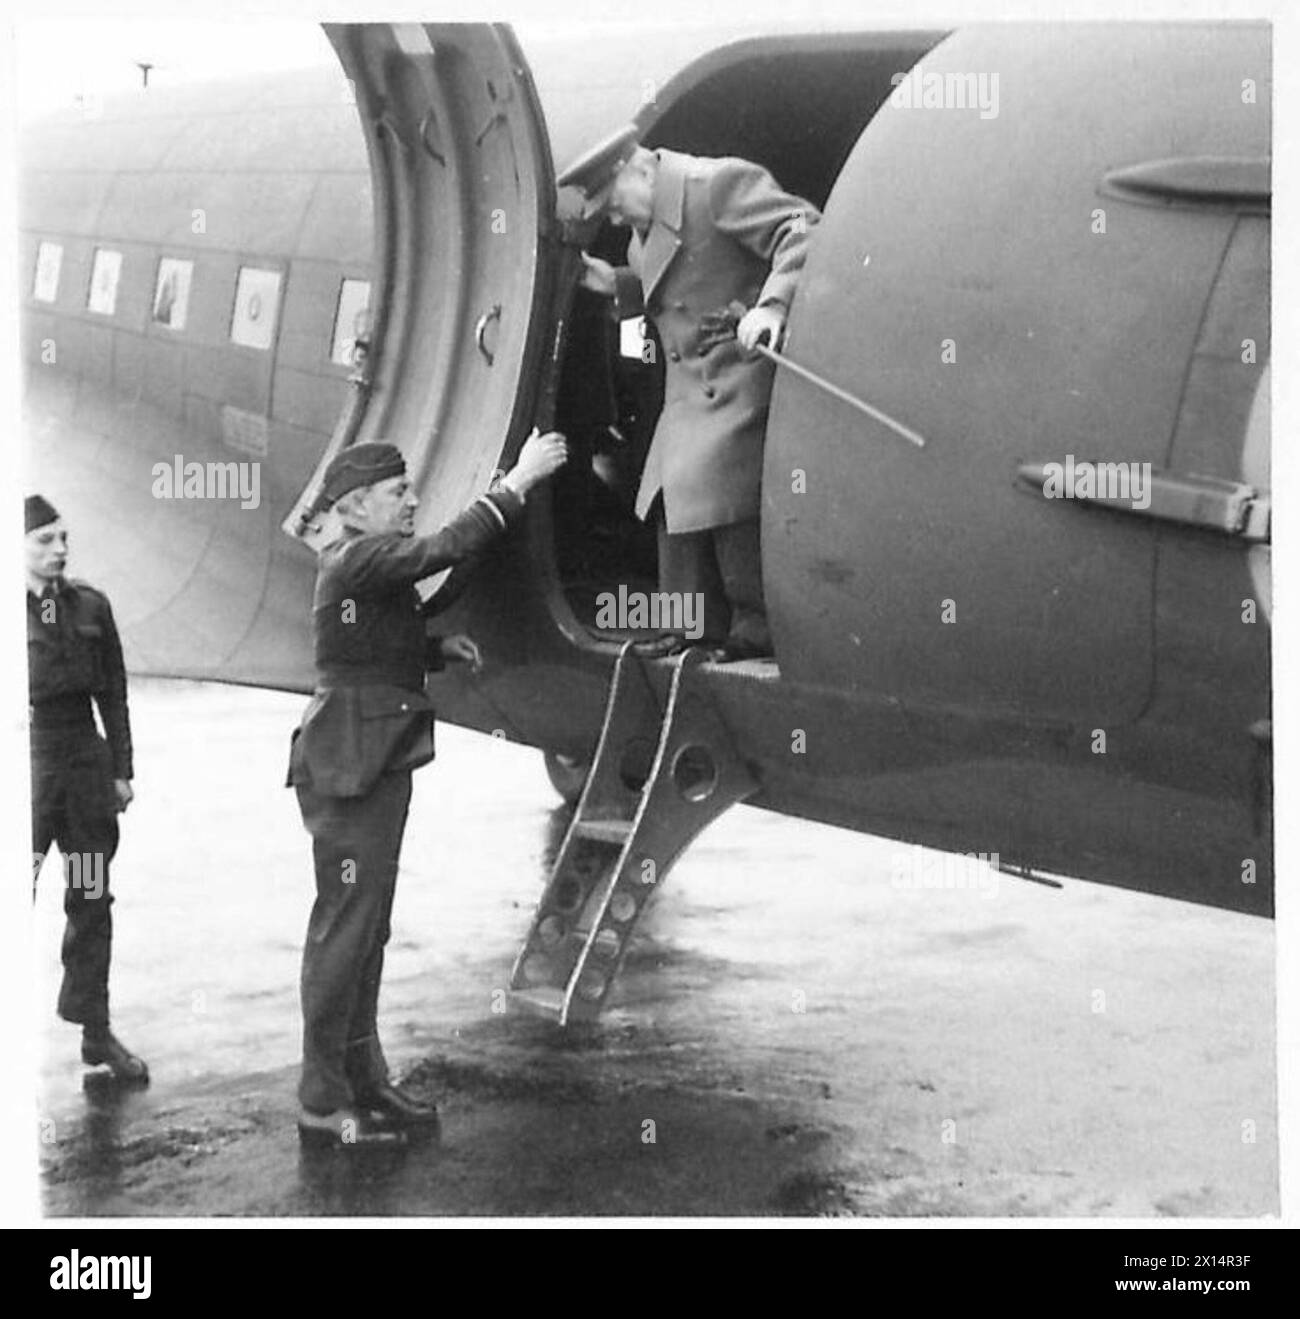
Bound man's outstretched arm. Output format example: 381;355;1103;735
335;429;567;593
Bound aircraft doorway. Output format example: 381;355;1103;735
548;30;946;639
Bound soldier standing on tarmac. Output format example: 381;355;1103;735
27;494;148;1084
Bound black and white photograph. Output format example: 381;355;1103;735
1;0;1292;1253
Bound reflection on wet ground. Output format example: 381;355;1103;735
35;680;1278;1217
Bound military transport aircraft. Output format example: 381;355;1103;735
18;21;1271;1024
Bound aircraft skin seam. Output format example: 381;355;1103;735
1160;218;1237;475
1141;216;1242;728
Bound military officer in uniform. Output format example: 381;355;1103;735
288;430;566;1147
26;494;148;1083
564;128;820;660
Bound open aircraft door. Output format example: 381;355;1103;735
284;23;560;597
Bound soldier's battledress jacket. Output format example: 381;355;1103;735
27;578;133;778
613;148;821;534
286;486;524;799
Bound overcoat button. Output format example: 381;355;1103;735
669;350;681;362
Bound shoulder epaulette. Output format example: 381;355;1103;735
65;578;107;601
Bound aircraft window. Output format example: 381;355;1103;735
331;277;371;366
152;257;194;331
87;248;122;316
230;266;283;350
32;241;62;303
619;316;650;361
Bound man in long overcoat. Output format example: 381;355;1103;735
565;129;820;659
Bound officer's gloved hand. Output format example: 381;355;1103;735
737;303;785;353
578;252;616;298
439;635;483;673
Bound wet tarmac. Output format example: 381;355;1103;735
32;679;1277;1218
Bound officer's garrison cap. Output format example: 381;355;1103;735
318;442;407;510
25;494;60;533
556;124;641;218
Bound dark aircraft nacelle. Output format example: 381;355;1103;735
759;24;1270;913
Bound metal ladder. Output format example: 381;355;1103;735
509;642;759;1025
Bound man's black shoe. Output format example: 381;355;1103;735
704;641;774;664
297;1106;406;1149
354;1080;440;1128
630;633;687;658
81;1029;149;1085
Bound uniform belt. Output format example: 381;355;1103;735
29;693;96;733
316;665;425;690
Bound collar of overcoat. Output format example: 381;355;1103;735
632;150;687;304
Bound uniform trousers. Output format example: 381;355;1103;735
656;514;771;652
30;731;119;1029
295;769;413;1114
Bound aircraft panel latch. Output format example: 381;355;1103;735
1017;464;1270;542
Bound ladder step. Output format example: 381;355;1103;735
509;986;566;1020
509;643;759;1024
573;818;633;844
